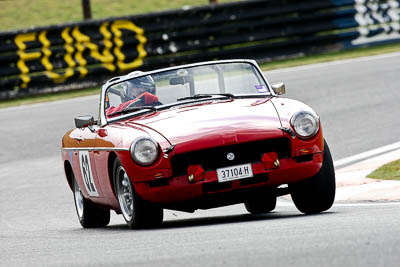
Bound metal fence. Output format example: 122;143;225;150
1;0;399;98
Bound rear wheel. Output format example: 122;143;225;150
113;158;163;229
73;174;110;228
244;191;277;214
289;139;336;214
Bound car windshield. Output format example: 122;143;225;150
104;62;269;119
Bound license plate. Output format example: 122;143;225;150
217;163;253;183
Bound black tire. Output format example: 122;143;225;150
289;139;336;214
113;158;163;229
244;191;277;214
72;174;110;228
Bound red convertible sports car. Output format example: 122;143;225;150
61;59;335;229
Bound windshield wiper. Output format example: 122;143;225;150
177;93;234;101
107;106;157;117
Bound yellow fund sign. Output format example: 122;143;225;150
110;20;147;71
15;33;41;88
13;20;147;88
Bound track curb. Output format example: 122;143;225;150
335;147;400;202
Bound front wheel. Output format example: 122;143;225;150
73;174;110;228
289;139;336;214
113;158;163;229
244;191;277;214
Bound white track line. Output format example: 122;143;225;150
265;51;400;75
0;94;98;113
334;142;400;169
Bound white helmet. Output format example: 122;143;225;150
120;75;156;102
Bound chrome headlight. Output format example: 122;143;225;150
130;137;159;165
290;111;319;139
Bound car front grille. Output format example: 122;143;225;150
170;138;291;176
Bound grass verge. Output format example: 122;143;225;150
1;42;399;109
0;0;240;32
367;159;400;181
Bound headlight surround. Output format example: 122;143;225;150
130;137;159;165
290;111;319;139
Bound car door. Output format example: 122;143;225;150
92;126;122;208
69;127;103;198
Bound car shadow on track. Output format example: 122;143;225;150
103;211;335;231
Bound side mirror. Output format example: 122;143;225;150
271;83;286;95
75;115;95;128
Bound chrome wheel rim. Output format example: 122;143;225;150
116;166;134;221
73;180;84;218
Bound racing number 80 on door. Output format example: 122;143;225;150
78;151;99;197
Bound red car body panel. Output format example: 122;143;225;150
62;96;324;212
132;98;282;152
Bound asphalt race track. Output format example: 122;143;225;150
0;53;399;266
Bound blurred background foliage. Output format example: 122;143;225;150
0;0;242;32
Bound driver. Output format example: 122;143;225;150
106;75;159;116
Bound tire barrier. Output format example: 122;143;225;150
0;0;399;99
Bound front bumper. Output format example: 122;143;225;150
135;152;323;206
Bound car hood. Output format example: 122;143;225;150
124;98;284;153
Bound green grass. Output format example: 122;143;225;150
1;41;399;109
367;159;400;181
0;0;241;31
